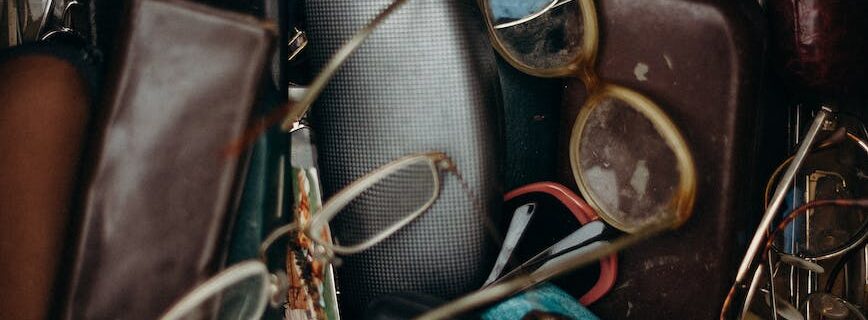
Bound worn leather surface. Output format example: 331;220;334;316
556;0;767;318
60;0;273;319
766;0;868;98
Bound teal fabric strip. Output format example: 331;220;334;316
482;283;600;320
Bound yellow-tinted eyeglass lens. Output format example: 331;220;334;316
576;96;683;231
487;0;585;70
329;157;439;249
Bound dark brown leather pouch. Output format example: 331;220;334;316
60;1;273;318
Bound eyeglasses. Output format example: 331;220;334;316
484;0;696;233
226;0;413;153
159;152;459;320
723;121;868;319
415;1;697;318
728;199;868;320
266;151;457;260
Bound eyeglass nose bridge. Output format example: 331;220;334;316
258;220;339;266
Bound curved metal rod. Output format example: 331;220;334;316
733;108;831;288
279;0;411;130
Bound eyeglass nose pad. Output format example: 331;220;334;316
311;243;341;267
268;271;289;308
779;254;825;273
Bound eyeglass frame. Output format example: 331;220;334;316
479;0;696;233
161;151;458;319
260;151;457;260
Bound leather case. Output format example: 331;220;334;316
554;0;767;318
60;1;273;318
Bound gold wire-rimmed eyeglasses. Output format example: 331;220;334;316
721;122;868;319
159;152;459;320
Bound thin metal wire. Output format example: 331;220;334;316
723;198;868;319
278;0;411;130
492;0;561;29
733;108;831;288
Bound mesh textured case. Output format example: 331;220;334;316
305;0;501;316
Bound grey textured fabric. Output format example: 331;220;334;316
305;0;502;316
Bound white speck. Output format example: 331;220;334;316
643;255;681;271
663;54;673;70
627;302;634;317
630;160;650;198
614;279;634;291
634;63;649;81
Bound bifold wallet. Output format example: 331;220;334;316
60;0;273;318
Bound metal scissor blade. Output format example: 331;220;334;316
489;220;608;286
483;203;537;286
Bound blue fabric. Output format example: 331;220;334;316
482;283;599;320
489;0;555;21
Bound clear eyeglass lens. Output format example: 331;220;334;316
487;0;585;70
773;199;867;258
806;293;862;320
329;157;439;250
577;96;682;230
171;272;268;320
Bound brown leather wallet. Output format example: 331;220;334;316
60;1;273;319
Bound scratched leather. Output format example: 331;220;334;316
60;1;273;319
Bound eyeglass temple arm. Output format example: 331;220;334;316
279;0;411;130
730;106;833;308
